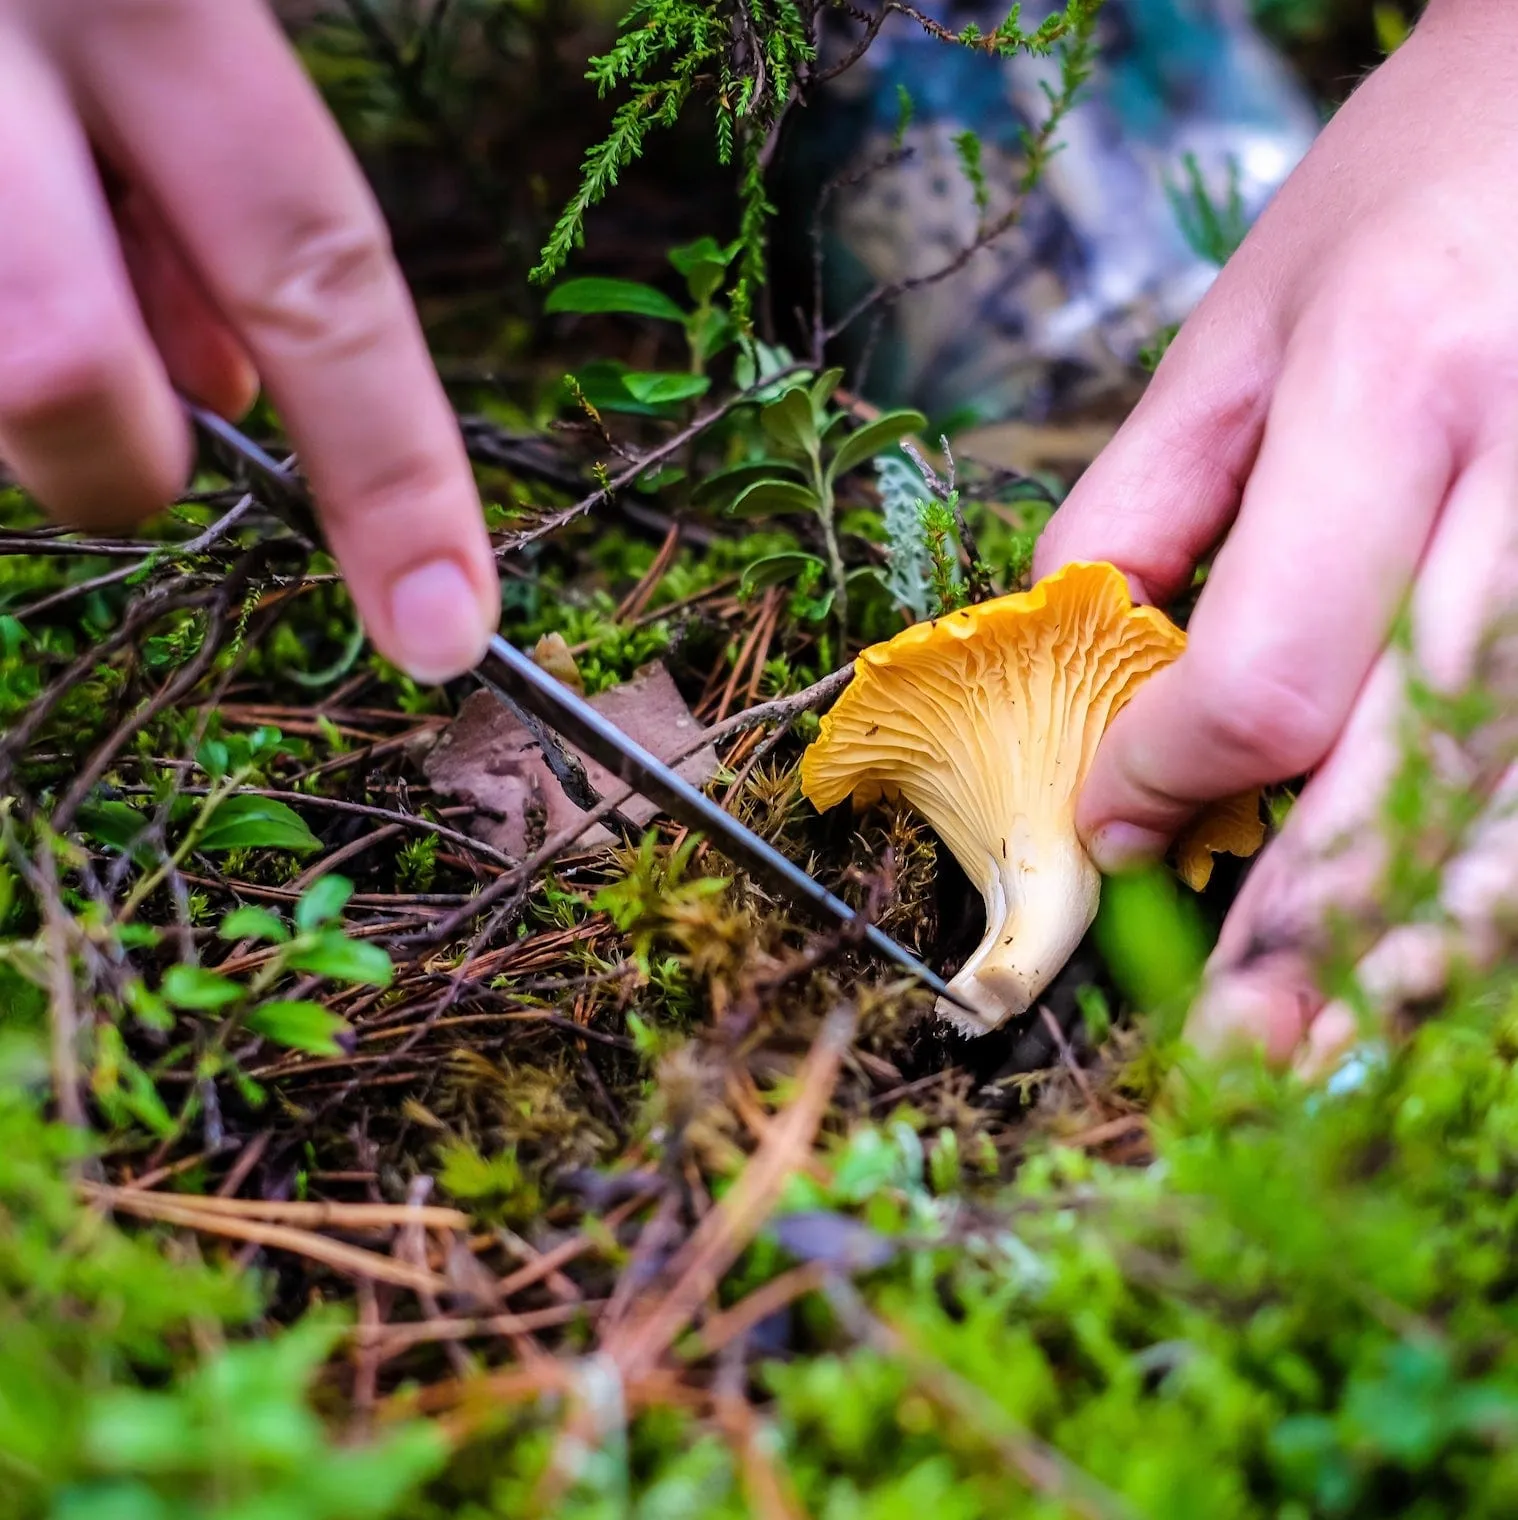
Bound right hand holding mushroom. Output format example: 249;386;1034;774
800;564;1263;1034
1032;0;1518;1071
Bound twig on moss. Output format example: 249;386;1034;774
493;364;807;557
87;1184;456;1294
603;1000;857;1380
39;836;86;1131
412;663;854;945
53;556;258;830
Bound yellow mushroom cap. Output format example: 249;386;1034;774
800;561;1261;1033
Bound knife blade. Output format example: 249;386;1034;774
183;399;965;1008
482;633;963;1003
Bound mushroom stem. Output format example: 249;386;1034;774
938;831;1100;1035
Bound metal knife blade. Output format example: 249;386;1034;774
182;399;964;1007
483;635;963;1003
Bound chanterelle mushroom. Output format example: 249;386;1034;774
800;561;1263;1034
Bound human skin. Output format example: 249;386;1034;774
1034;0;1518;1068
0;0;499;682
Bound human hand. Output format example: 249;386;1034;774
0;0;499;680
1032;0;1518;1066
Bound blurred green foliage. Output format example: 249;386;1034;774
0;1025;445;1520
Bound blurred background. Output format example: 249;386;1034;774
274;0;1395;459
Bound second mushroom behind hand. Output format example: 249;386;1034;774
799;561;1265;1034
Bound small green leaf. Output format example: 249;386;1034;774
826;410;928;486
810;366;846;412
287;933;393;988
219;906;290;944
669;236;738;303
0;614;30;657
124;980;174;1033
687;305;736;363
545;277;687;323
161;965;244;1011
195;738;230;780
295;874;354;934
760;385;820;460
689;459;805;509
77;801;152;859
735;340;811;400
637;463;686;494
197;795;321;854
96;1033;178;1139
246;1000;352;1057
740;553;826;596
569;361;676;418
619;371;711;405
1093;865;1209;1038
1373;1;1410;52
729;479;822;519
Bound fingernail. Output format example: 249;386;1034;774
387;558;491;683
1292;1002;1360;1083
1087;822;1167;874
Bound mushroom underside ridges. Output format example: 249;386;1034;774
801;567;1187;884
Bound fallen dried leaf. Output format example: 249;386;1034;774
425;663;719;858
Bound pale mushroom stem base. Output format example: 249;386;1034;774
937;833;1101;1035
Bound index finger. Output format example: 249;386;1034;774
50;0;498;681
1031;293;1275;602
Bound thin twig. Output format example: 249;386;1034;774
604;1002;857;1379
414;665;854;944
39;837;86;1129
89;1187;454;1294
80;1183;472;1232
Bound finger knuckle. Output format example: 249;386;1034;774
1189;655;1337;776
1315;244;1485;380
240;214;400;360
351;444;463;525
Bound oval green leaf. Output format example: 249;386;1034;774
246;1000;353;1057
760;385;820;460
620;371;712;405
740;553;825;596
295;874;355;934
545;277;687;324
689;459;805;509
162;965;244;1012
197;796;321;855
287;933;394;989
77;800;152;862
826;410;929;487
810;366;847;411
729;479;822;519
219;906;290;945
